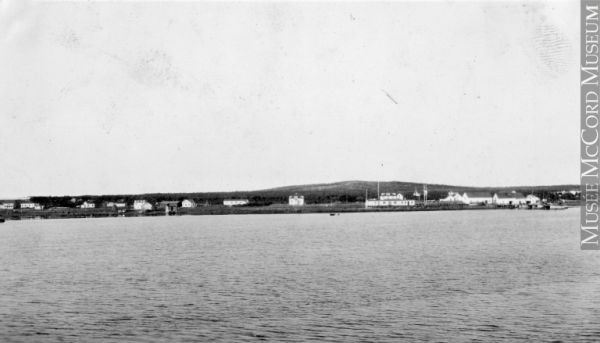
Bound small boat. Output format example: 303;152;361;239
329;213;336;216
0;217;5;223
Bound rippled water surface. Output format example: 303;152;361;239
1;209;599;342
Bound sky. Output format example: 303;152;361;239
0;0;579;197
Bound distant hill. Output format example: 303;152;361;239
29;180;580;208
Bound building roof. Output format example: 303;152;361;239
464;191;493;198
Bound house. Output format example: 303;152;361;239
493;191;527;206
133;200;153;211
288;195;305;206
223;199;249;206
526;194;540;205
0;202;14;210
462;191;494;205
181;199;197;208
439;192;468;204
80;200;95;209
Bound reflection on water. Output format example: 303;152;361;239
0;209;599;342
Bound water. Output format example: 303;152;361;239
0;209;599;342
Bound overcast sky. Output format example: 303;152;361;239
0;1;578;197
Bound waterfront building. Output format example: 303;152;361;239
462;191;494;205
20;202;34;209
20;202;42;210
493;191;527;206
0;202;14;210
80;200;95;209
526;194;540;205
223;199;249;206
288;195;305;206
440;192;468;204
133;200;153;211
181;199;197;208
365;193;415;207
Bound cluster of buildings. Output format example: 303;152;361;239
439;191;540;206
365;193;416;207
0;189;559;213
364;190;543;208
0;195;309;212
0;201;44;210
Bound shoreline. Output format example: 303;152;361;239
0;203;575;221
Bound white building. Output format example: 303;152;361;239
439;192;468;204
223;199;249;206
20;202;42;209
0;202;14;210
133;200;153;211
288;195;305;206
80;201;95;209
20;202;35;209
526;194;540;205
462;191;494;205
181;199;197;208
493;192;527;206
366;193;415;207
